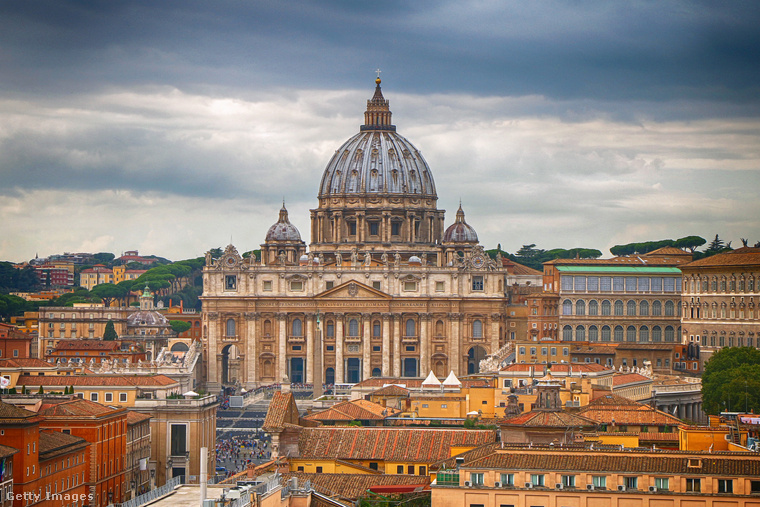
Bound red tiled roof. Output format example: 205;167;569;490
14;374;178;387
501;258;542;276
0;358;57;368
54;340;119;351
430;442;501;471
0;444;18;459
304;399;400;422
38;398;121;417
297;427;496;462
126;411;151;425
612;373;651;386
39;430;88;459
682;247;760;268
280;472;430;502
0;401;43;424
371;385;410;397
579;395;682;426
463;447;760;475
500;363;612;373
263;391;300;430
500;410;597;428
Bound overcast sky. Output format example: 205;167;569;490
2;1;759;263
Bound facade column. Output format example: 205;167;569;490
245;312;259;388
207;312;219;391
362;314;371;380
420;315;430;375
450;313;462;376
335;314;344;383
306;313;314;384
277;313;287;382
382;313;391;376
393;315;401;377
490;313;500;356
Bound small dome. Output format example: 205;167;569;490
299;254;309;262
126;311;169;327
409;255;421;264
266;203;302;242
443;204;478;243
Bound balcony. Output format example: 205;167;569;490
402;335;418;344
344;335;362;343
288;335;305;343
221;334;238;342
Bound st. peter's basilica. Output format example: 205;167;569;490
201;78;540;391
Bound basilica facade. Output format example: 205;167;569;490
201;78;538;391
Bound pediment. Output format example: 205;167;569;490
316;280;391;300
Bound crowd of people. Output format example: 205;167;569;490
214;431;272;477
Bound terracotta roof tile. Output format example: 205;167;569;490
298;427;496;462
683;247;760;268
500;363;612;373
0;401;42;424
126;411;151;425
500;410;597;428
0;444;19;459
263;391;300;430
54;340;119;351
14;374;178;387
371;385;410;396
280;472;430;502
39;430;88;459
0;358;57;368
38;398;121;417
305;399;400;422
612;373;651;386
579;395;682;426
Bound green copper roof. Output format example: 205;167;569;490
555;266;682;274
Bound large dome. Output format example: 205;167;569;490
318;78;437;199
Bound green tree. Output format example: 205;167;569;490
90;283;129;308
92;252;116;265
38;385;44;394
170;320;192;334
702;347;760;415
103;320;118;341
674;235;706;253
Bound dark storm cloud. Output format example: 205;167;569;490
1;1;758;114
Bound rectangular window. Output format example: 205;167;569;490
316;466;322;473
170;424;187;456
625;277;637;291
718;479;733;493
397;465;404;474
105;393;113;402
651;277;663;292
561;276;573;291
404;281;417;291
530;474;545;487
391;222;401;236
290;280;303;291
563;347;569;356
500;473;514;486
471;473;484;485
600;277;612;292
408;465;415;475
90;393;98;402
369;222;379;236
472;276;484;291
348;221;357;236
664;277;676;292
436;281;445;292
225;275;237;290
119;393;127;403
263;280;273;291
750;480;760;494
574;276;586;292
613;277;624;291
325;281;334;290
654;478;669;490
562;475;576;487
624;477;638;490
587;277;599;291
592;476;607;489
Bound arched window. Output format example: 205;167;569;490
627;300;636;316
664;326;675;342
472;320;483;338
435;320;444;336
575;325;585;341
348;318;359;337
652;326;662;342
405;319;416;337
563;325;572;341
373;320;381;338
589;326;598;342
576;300;585;316
292;318;302;337
652;300;662;316
614;325;624;342
326;320;335;338
614;300;624;316
371;367;381;377
627;325;636;342
601;326;611;342
562;300;573;315
226;318;236;337
263;320;272;336
664;300;675;316
640;300;649;316
588;300;599;316
639;326;649;342
601;300;611;316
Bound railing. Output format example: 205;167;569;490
118;475;182;507
435;472;460;486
